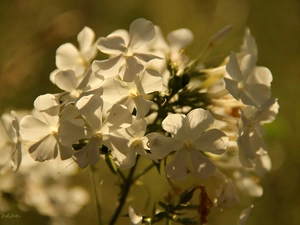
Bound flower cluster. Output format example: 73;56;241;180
0;18;278;224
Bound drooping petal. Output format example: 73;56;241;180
186;109;214;141
54;70;78;92
76;95;103;131
237;129;256;160
226;52;243;81
78;26;95;51
193;129;228;154
58;142;74;160
34;94;60;115
29;134;58;161
11;142;22;172
72;137;101;168
20;115;51;142
58;120;86;146
128;18;155;50
167;28;194;51
164;148;189;180
243;83;271;107
189;149;216;179
133;53;161;62
98;35;127;55
146;133;181;159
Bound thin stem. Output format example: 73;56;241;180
109;156;140;225
90;165;104;225
132;162;155;182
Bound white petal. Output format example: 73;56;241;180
189;149;216;179
111;29;130;46
186;108;214;141
100;78;128;103
29;134;58;161
249;66;273;86
105;104;132;130
243;83;271;106
129;18;155;49
120;56;144;82
133;53;161;62
165;149;189;180
240;54;257;80
162;113;186;140
76;95;103;131
12;142;22;171
54;70;77;92
34;94;60;114
133;96;152;119
226;52;243;81
58;120;86;146
167;28;194;51
78;26;95;51
216;179;239;209
20;115;50;142
129;205;143;225
92;55;125;79
58;142;74;160
98;35;126;55
193;129;228;154
72;137;101;168
140;68;163;93
224;78;239;100
146;133;181;159
56;43;79;69
238;129;256;160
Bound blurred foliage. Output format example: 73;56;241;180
0;0;299;224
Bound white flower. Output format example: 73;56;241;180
237;98;279;167
52;27;98;81
215;179;239;208
111;117;157;170
92;18;161;82
225;52;272;107
147;108;228;180
73;95;132;168
0;111;22;172
100;68;162;118
54;69;103;105
20;94;85;161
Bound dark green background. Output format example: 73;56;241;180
0;0;299;224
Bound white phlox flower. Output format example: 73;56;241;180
100;68;162;119
237;98;279;167
111;117;157;170
215;179;239;209
0;111;22;172
92;18;162;82
129;205;143;225
53;68;103;105
51;26;99;83
20;94;86;162
73;94;132;168
224;52;272;107
147;108;229;180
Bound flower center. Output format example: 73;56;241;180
131;138;142;148
129;89;139;98
94;132;103;140
237;81;244;90
183;140;192;149
50;126;58;135
70;89;82;99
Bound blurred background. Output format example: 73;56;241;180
0;0;299;224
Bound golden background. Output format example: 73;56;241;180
0;0;299;224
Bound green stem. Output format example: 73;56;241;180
133;162;155;182
90;165;104;225
109;156;139;225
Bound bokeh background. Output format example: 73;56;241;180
0;0;299;224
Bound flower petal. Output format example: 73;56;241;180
29;134;58;161
54;70;78;92
167;28;194;51
20;115;50;142
129;205;143;225
98;35;127;55
105;104;132;130
58;142;74;160
226;52;243;81
164;149;189;180
140;68;163;93
240;54;257;81
189;149;216;179
92;55;125;79
78;26;95;51
224;78;239;100
186;109;214;141
146;133;181;159
129;18;155;49
119;56;144;82
162;114;185;138
56;43;79;69
133;96;152;119
193;129;228;154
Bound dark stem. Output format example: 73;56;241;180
108;156;139;225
